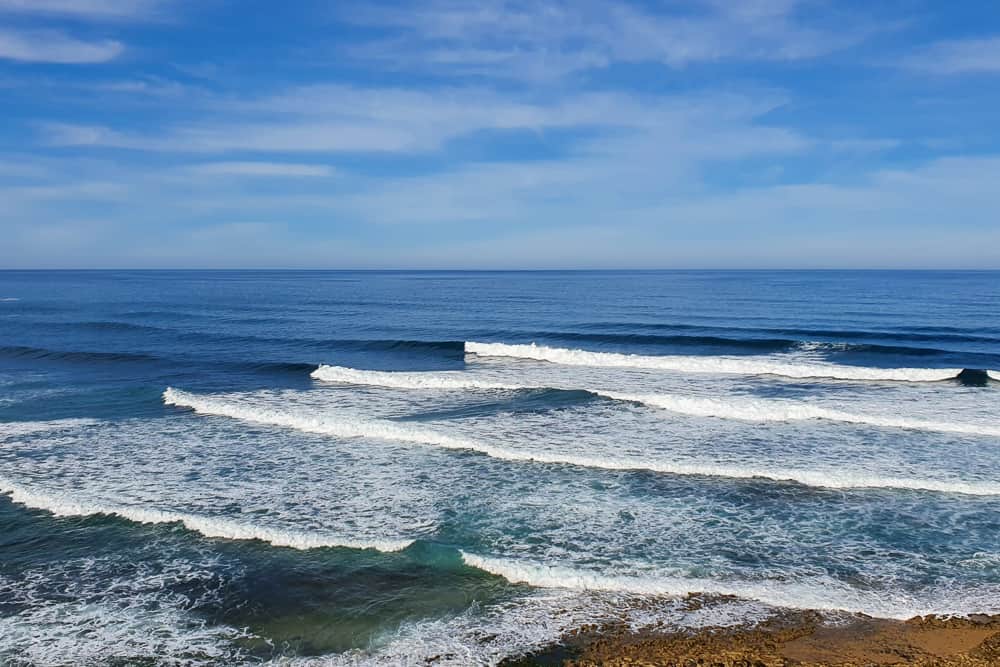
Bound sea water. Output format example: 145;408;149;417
0;270;998;665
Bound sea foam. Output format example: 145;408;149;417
0;418;99;441
459;552;1000;620
0;555;252;666
165;388;1000;495
312;365;515;390
306;590;775;667
164;386;478;451
603;391;1000;438
312;365;1000;438
465;341;966;382
0;477;412;552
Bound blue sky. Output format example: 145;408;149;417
1;0;999;268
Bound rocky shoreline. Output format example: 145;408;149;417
501;605;1000;666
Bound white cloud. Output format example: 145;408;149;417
904;36;1000;75
344;0;874;79
187;162;336;177
828;138;900;153
41;86;800;157
3;152;999;268
0;0;162;21
0;28;122;63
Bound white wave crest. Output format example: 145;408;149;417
297;591;774;667
0;477;411;552
311;365;1000;439
311;365;515;390
460;552;1000;620
164;386;478;451
989;370;1000;382
466;341;962;382
603;392;1000;438
164;388;1000;496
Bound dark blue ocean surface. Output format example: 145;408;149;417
1;270;998;665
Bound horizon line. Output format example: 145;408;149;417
2;268;999;273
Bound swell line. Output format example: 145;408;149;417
311;365;1000;439
164;388;1000;496
465;341;970;382
0;477;412;553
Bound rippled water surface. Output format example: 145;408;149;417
1;270;998;665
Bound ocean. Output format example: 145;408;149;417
0;269;998;665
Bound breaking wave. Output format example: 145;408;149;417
465;341;969;382
312;365;1000;438
460;553;1000;620
0;477;412;553
312;365;516;390
163;387;478;450
164;388;1000;496
603;391;1000;438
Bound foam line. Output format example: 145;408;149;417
459;553;999;620
311;365;515;390
312;366;1000;439
465;341;964;382
164;388;1000;496
989;370;1000;382
164;386;479;450
602;392;1000;439
0;477;412;553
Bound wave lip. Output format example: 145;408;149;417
164;388;1000;496
460;553;1000;620
465;341;966;383
0;477;412;553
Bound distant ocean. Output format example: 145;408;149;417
1;270;999;665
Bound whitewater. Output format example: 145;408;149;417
4;269;1000;666
164;387;1000;496
311;364;1000;438
464;341;982;382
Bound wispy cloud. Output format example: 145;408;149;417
0;0;163;21
345;0;874;80
186;162;336;177
41;86;799;156
0;28;123;63
904;36;1000;74
1;0;997;268
828;138;901;153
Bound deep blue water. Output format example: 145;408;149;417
0;270;998;665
